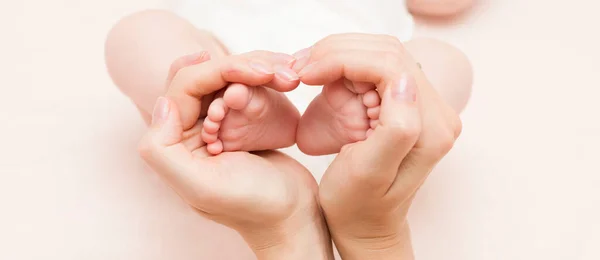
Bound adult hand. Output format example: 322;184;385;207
139;52;333;260
165;50;299;130
293;33;462;259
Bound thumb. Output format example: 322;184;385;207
349;73;422;178
148;97;184;146
139;97;190;172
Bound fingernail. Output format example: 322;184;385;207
249;61;274;74
298;62;317;77
275;66;299;81
392;73;417;102
152;97;170;125
291;55;310;72
291;47;312;71
273;53;296;66
184;51;210;64
292;47;311;60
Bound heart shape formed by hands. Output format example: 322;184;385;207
185;49;390;157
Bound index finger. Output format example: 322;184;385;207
297;50;421;94
166;51;296;129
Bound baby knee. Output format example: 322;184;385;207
407;0;475;17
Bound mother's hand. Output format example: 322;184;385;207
294;33;462;259
138;52;332;259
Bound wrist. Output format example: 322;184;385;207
241;206;334;260
333;220;414;260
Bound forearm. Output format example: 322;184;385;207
243;214;334;260
334;221;415;260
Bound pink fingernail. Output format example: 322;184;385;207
275;66;299;81
183;51;210;64
249;61;274;74
292;47;311;59
298;62;317;77
273;53;296;66
291;55;310;72
393;73;417;102
152;97;170;125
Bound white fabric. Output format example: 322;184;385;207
174;0;414;54
173;0;415;176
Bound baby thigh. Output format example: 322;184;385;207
404;38;473;113
105;10;227;123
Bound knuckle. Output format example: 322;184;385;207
137;133;166;163
425;131;457;160
452;115;463;138
438;133;457;156
137;136;156;161
388;123;421;143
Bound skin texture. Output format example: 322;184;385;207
294;37;471;155
105;10;472;156
139;52;334;260
201;77;301;155
105;9;470;260
292;33;462;260
106;11;333;259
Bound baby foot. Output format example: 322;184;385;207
296;79;381;155
201;83;300;155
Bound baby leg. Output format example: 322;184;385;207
404;38;473;113
407;0;475;17
104;10;228;124
106;10;300;154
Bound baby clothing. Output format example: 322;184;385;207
174;0;414;54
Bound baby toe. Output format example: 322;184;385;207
370;119;379;129
202;119;221;134
201;129;219;144
207;140;224;155
207;98;228;122
367;106;380;119
362;90;381;108
224;83;252;110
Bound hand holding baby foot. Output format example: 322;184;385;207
293;33;462;259
294;33;416;155
140;52;333;259
166;50;300;131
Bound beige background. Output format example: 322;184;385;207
1;0;599;259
